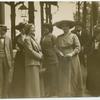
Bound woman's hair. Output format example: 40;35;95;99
43;23;53;33
24;23;34;35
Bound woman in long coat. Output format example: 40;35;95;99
41;23;59;97
23;24;42;97
55;21;83;96
11;22;26;97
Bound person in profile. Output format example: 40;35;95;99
11;22;27;98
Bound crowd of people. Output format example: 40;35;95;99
0;20;100;98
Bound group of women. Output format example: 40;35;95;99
10;21;83;98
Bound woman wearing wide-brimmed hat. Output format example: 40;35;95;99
86;24;100;96
11;22;27;98
54;20;83;96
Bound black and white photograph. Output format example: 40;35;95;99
0;1;100;98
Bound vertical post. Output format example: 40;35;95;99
92;2;98;26
45;3;49;23
0;3;5;25
40;2;45;97
82;2;87;31
77;1;80;22
90;2;94;37
40;2;44;37
28;2;35;24
48;4;52;24
10;2;16;49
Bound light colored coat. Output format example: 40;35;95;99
5;36;13;68
24;35;42;66
23;35;42;97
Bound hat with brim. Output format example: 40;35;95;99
53;20;75;29
0;24;9;31
15;22;26;30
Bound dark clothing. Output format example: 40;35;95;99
41;34;59;96
41;34;58;64
43;63;58;97
11;34;25;97
87;42;100;96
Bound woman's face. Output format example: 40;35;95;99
43;27;49;35
62;26;69;33
20;28;25;34
29;25;35;35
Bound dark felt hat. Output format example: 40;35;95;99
0;24;9;31
15;22;26;30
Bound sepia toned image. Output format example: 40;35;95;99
0;1;100;98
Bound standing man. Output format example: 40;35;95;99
0;25;13;98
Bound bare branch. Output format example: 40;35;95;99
4;2;12;6
15;2;23;7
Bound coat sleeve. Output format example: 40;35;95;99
24;37;42;60
73;34;81;55
9;38;14;67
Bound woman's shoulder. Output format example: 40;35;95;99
70;33;78;38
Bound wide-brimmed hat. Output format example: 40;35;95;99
53;20;75;29
15;22;26;30
0;24;9;31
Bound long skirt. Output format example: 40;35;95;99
58;55;83;97
25;65;40;98
11;52;25;98
43;63;59;97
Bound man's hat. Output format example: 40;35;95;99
0;24;9;31
15;22;26;30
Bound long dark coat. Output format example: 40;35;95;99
11;34;25;97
